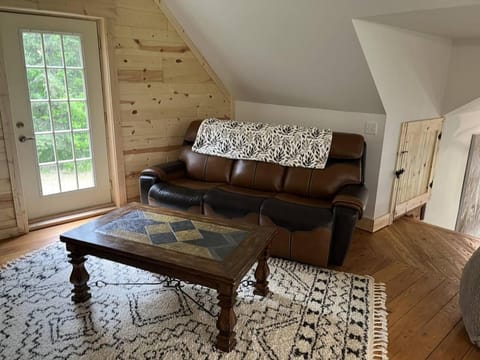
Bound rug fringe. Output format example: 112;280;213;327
369;282;389;360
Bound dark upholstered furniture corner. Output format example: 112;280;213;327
139;120;368;267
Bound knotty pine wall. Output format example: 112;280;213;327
0;117;17;237
0;0;231;237
114;1;231;199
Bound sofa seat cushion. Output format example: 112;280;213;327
148;179;222;213
260;194;333;267
203;185;275;224
273;193;332;208
260;194;333;231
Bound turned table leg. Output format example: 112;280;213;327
67;246;91;303
254;244;271;297
216;284;237;352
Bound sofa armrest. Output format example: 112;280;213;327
139;161;186;204
140;160;186;182
332;184;368;218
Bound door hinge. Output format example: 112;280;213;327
438;132;442;140
429;181;433;188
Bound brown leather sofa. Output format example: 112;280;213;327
139;120;368;267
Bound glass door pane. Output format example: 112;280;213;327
21;31;94;195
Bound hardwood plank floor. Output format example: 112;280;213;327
338;218;480;359
1;216;480;359
0;217;94;265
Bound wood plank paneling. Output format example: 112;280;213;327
162;56;211;83
0;192;13;203
115;7;168;29
112;1;231;201
456;134;480;237
113;26;182;44
0;0;232;221
156;0;230;100
392;118;443;219
115;51;164;70
0;116;17;238
117;69;164;82
116;0;159;12
0;175;12;191
0;39;25;237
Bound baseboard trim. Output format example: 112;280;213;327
356;213;391;233
29;204;116;231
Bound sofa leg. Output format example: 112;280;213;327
329;207;359;266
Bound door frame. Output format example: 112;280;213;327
389;117;444;223
0;7;126;233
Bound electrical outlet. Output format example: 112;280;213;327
364;121;378;135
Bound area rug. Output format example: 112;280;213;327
0;243;388;360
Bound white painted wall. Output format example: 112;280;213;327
353;20;452;217
424;40;480;229
235;100;386;219
235;23;474;228
442;39;480;114
425;99;480;229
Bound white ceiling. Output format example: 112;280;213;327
364;4;480;39
164;0;480;115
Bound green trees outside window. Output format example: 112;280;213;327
22;31;94;195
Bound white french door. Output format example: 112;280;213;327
0;12;111;221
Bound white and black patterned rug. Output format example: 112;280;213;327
0;243;388;359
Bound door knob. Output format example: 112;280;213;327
19;135;34;143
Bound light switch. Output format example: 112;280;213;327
364;121;378;135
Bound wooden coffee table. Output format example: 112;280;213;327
59;203;275;352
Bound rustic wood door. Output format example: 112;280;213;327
391;118;444;220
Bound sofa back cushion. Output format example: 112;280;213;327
283;160;362;198
329;132;364;159
179;147;233;183
280;132;365;198
182;121;366;197
184;120;202;144
183;121;364;159
230;160;285;192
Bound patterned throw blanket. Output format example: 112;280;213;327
192;119;333;169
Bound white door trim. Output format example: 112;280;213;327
0;8;126;232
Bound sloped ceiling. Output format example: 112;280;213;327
164;0;480;115
363;4;480;113
363;4;480;39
